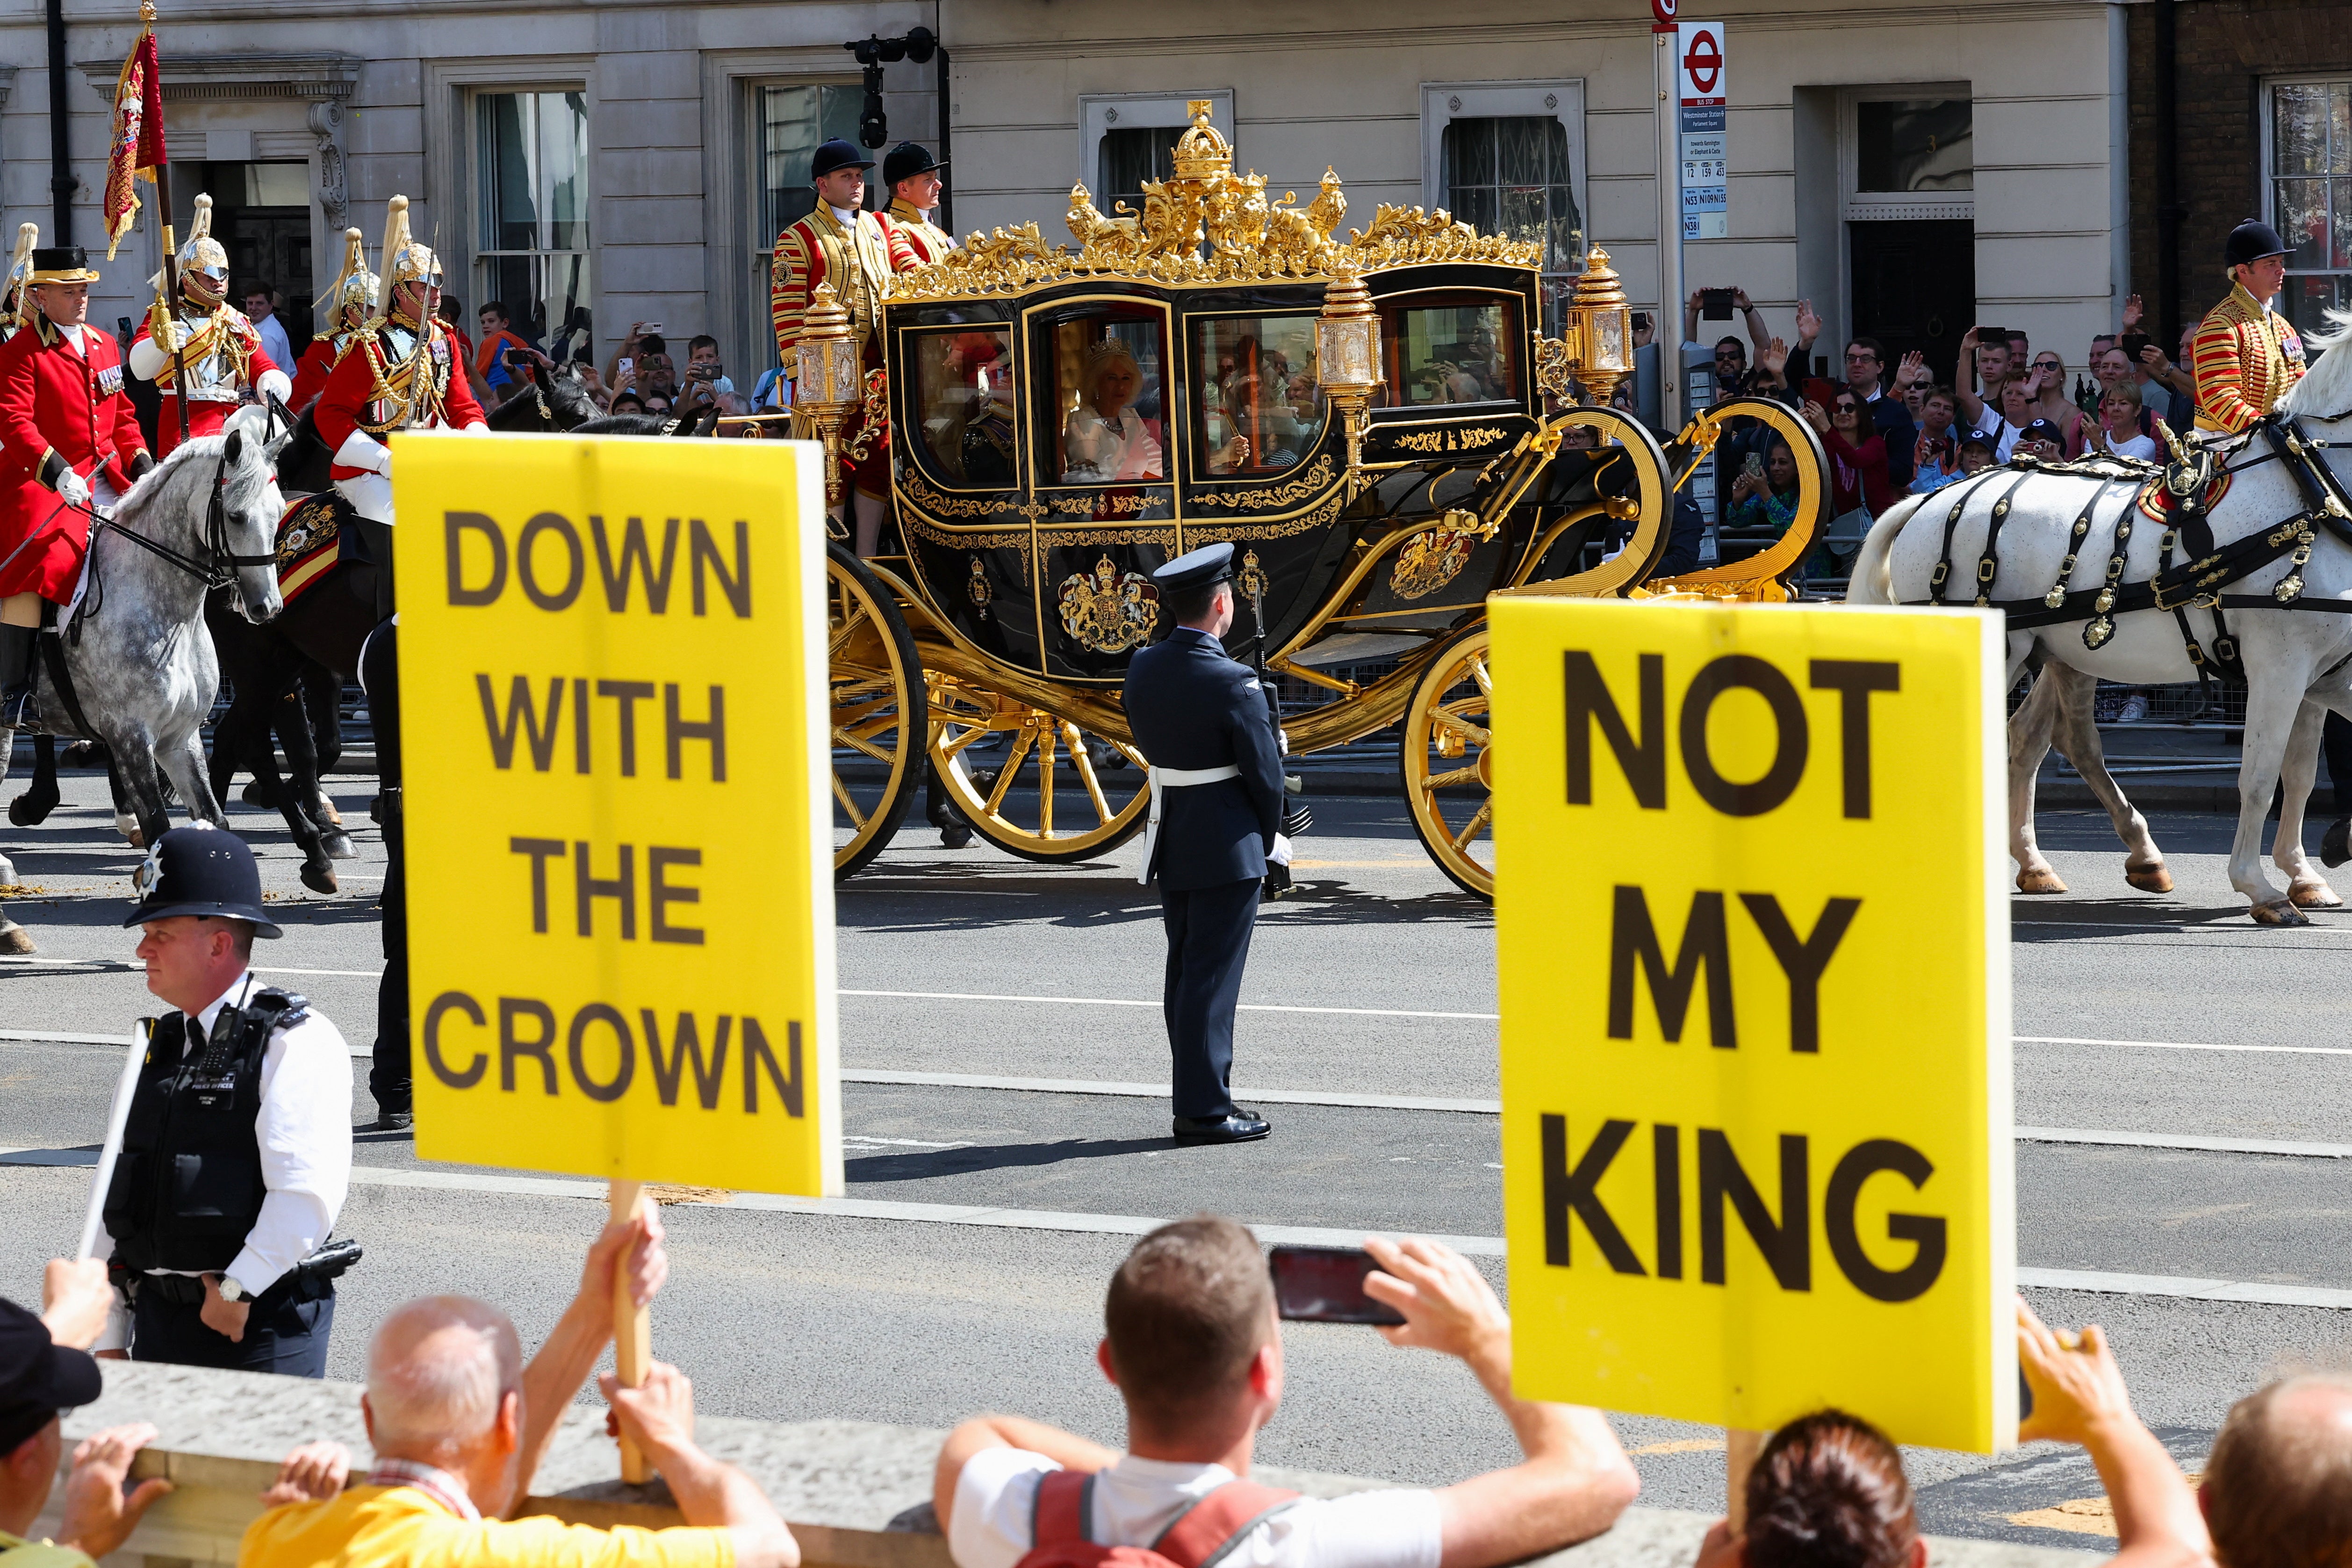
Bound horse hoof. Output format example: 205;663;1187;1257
0;919;33;956
7;790;58;827
316;795;344;827
2252;899;2312;927
2290;882;2343;909
241;780;282;809
300;863;339;895
323;831;358;861
2125;865;2174;894
2016;867;2068;894
2324;818;2352;869
115;813;143;847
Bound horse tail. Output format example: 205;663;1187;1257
1847;493;1924;605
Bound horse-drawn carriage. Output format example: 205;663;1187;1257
801;104;1830;896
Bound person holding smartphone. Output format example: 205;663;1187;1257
932;1216;1637;1568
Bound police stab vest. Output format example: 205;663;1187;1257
102;988;309;1274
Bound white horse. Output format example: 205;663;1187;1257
1851;314;2352;924
0;403;289;952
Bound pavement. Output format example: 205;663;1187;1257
4;764;2351;1550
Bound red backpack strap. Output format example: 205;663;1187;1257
1150;1482;1302;1568
1030;1468;1099;1550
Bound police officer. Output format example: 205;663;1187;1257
98;828;354;1375
1123;544;1288;1144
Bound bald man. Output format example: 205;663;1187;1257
240;1213;798;1568
2201;1372;2352;1568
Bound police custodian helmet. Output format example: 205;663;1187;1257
124;826;282;938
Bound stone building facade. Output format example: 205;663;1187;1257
0;0;2134;389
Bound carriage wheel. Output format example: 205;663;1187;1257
828;544;926;878
1402;624;1496;899
928;679;1151;863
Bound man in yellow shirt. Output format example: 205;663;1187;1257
240;1214;798;1568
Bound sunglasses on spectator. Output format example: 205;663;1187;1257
1834;400;1860;413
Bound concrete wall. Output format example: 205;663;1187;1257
30;1361;2099;1568
0;0;2131;385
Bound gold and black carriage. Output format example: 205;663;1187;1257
808;104;1828;896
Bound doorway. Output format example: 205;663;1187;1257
178;161;315;353
1849;219;1972;386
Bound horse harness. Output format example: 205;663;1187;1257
1910;412;2352;684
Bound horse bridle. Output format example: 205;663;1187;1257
68;397;290;638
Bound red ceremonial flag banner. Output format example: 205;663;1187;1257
103;22;166;260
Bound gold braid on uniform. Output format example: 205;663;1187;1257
349;320;452;434
147;305;256;390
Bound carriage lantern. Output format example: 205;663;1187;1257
794;282;864;506
1316;258;1381;479
1558;245;1633;408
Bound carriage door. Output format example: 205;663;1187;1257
1023;297;1179;682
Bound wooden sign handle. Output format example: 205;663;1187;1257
610;1180;652;1484
1725;1428;1764;1532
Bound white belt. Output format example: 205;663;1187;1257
1137;764;1241;885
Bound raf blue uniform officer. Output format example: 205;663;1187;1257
1123;543;1288;1144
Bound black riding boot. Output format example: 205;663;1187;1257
0;622;34;729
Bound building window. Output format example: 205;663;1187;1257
474;89;590;350
762;84;866;242
1098;127;1184;219
1422;84;1586;336
1839;89;1972;222
2268;79;2352;340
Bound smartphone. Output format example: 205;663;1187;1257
1974;326;2010;346
617;356;635;377
2121;333;2156;360
1742;453;1766;481
642;322;665;334
1631;310;1653;332
1700;288;1734;321
1268;1245;1405;1325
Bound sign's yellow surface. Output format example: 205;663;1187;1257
1490;597;2011;1452
395;433;839;1196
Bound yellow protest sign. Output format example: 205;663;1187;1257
1490;597;2011;1453
395;433;839;1197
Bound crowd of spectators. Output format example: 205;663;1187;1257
8;1213;2344;1568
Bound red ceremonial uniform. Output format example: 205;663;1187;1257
880;198;955;266
0;317;149;600
289;335;343;410
772;207;912;497
312;318;486;522
128;309;287;458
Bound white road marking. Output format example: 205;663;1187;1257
2019;1035;2352;1057
0;961;384;978
843;988;1500;1021
2017;1126;2352;1158
7;1146;2340;1309
841;1067;1505;1114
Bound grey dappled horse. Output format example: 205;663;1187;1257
0;404;289;953
1851;311;2352;924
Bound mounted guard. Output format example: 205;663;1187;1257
312;194;488;621
288;227;376;410
0;245;154;726
2191;219;2305;435
772;138;914;554
127;194;291;455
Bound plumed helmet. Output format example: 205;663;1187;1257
177;193;230;289
319;226;378;323
0;222;37;326
376;195;442;315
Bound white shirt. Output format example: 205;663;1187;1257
951;1449;1442;1568
252;311;295;377
95;970;354;1345
58;322;85;355
2099;430;2159;461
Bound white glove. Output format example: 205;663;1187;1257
1269;833;1294;868
1277;727;1290;757
333;428;392;477
55;468;92;508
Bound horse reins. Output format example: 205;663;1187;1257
1904;411;2352;684
69;435;281;641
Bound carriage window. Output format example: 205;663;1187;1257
1049;307;1167;485
1191;315;1328;476
1385;299;1522;406
907;326;1016;487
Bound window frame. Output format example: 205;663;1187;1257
1076;92;1234;199
1837;85;1974;223
1421;81;1588;337
2261;73;2352;338
465;83;594;348
896;321;1023;493
1023;295;1177;496
1181;309;1332;481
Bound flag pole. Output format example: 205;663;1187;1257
143;1;189;447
